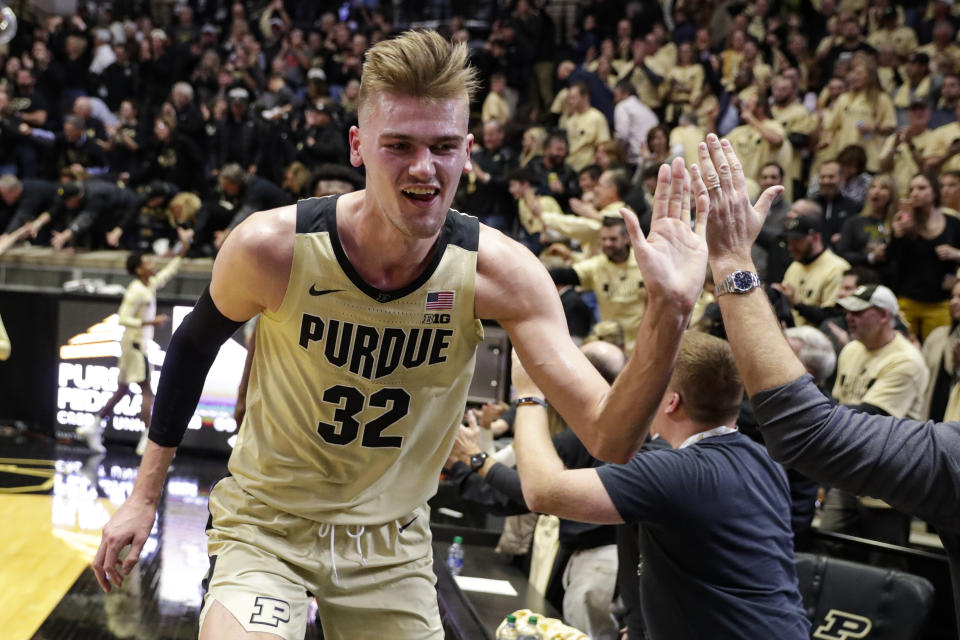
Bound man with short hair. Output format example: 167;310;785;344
549;217;647;353
22;115;109;176
539;167;635;256
694;130;960;639
777;213;851;326
171;81;205;141
511;332;809;640
725;97;788;186
0;174;57;236
526;131;580;210
507;165;563;255
931;72;960;128
879;98;938;196
770;74;817;198
613;79;658;167
833;284;928;418
93;31;709;640
46;180;142;251
820;284;928;544
564;81;611;171
893;52;934;126
463;119;516;233
752;162;791;280
208;163;292;249
810;160;859;246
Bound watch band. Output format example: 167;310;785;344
469;452;488;472
716;270;761;296
516;396;547;408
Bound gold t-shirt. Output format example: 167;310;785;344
573;248;646;353
518;194;562;234
726;119;791;184
824;91;896;172
565;107;611;171
879;128;939;196
781;249;851;326
833;333;929;419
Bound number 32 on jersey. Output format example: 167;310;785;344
316;385;410;448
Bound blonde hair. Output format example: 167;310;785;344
168;192;201;224
862;173;898;230
670;332;743;425
357;29;479;113
520;126;547;167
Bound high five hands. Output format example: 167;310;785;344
622;136;783;306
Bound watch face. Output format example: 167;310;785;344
733;271;755;291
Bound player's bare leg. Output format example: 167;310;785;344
200;600;286;640
79;383;131;452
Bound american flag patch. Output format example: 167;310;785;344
426;290;455;310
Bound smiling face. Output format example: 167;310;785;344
845;305;886;344
867;177;892;211
350;91;472;240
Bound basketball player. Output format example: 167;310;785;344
78;229;191;454
93;31;709;640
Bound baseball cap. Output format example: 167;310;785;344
836;284;899;314
907;52;931;66
58;181;84;200
782;215;821;237
227;87;250;102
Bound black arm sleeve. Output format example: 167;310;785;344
149;287;245;446
548;266;581;286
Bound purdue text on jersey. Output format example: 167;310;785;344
299;314;453;380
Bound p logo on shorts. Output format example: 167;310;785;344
813;609;872;640
249;596;291;627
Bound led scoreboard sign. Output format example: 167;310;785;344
56;298;248;453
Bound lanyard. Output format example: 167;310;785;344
677;425;738;450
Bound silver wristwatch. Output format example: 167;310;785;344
716;270;762;296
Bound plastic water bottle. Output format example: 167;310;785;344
518;615;540;640
446;535;464;575
497;614;519;640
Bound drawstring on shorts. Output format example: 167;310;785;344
317;523;368;585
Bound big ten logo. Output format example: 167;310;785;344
814;609;872;640
423;313;451;325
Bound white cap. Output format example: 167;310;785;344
837;284;899;315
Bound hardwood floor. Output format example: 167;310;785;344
0;430;326;640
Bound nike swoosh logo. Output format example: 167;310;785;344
398;516;417;533
309;285;343;296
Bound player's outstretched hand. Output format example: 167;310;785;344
92;498;157;592
695;133;782;268
622;156;708;313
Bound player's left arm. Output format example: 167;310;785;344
478;158;709;463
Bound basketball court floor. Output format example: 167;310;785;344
0;428;325;640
